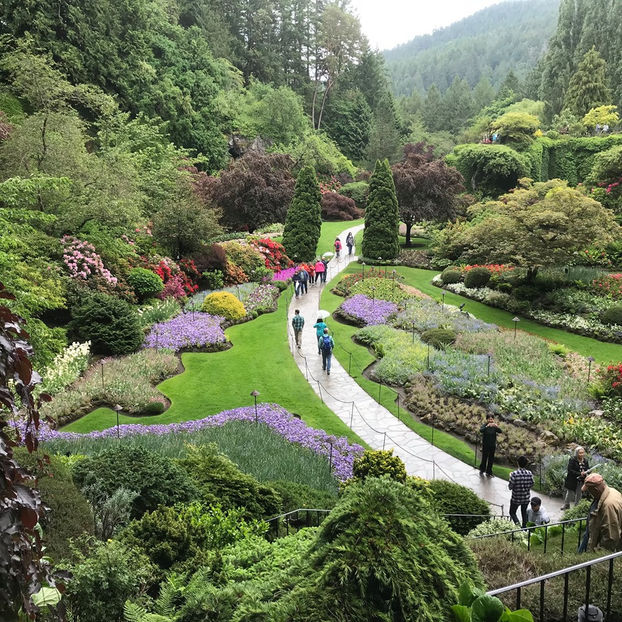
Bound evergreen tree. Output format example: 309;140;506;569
282;165;322;262
564;47;612;118
442;77;475;134
422;84;444;132
473;76;496;110
361;159;399;260
365;93;403;167
497;70;522;101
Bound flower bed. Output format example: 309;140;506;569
244;284;280;315
144;312;228;352
34;404;364;481
338;294;397;326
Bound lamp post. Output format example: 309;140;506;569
512;316;520;340
250;390;260;424
371;286;376;303
412;321;416;344
100;360;105;391
362;261;366;280
487;353;492;377
426;342;431;370
392;269;396;295
587;356;595;383
441;292;446;311
113;404;123;440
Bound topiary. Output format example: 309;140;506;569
128;268;164;301
441;269;462;284
201;291;246;321
352;449;407;483
600;305;622;325
141;401;165;416
72;445;197;519
427;479;491;535
69;292;143;355
463;267;491;289
421;328;457;348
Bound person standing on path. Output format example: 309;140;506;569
298;266;309;295
582;473;622;552
509;456;534;528
292;269;302;297
562;446;589;510
334;237;342;258
321;257;328;283
292;309;304;348
319;327;335;375
313;317;327;354
479;414;502;476
346;231;354;255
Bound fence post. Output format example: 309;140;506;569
350;402;354;428
433;461;436;480
317;381;323;403
348;352;352;376
382;432;387;450
473;437;478;468
328;441;333;472
397;393;400;421
304;357;309;380
378;382;381;402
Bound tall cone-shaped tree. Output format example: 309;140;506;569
564;47;612;118
282;165;322;262
362;159;399;260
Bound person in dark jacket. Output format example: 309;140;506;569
562;446;589;510
479;414;502;477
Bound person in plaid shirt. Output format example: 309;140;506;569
291;309;304;348
508;456;534;528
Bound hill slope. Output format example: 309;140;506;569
384;0;560;97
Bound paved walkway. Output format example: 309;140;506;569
287;224;561;519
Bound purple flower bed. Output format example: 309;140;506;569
144;312;227;352
26;404;364;481
339;294;397;326
273;267;296;282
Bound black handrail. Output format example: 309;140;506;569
469;517;588;555
487;550;622;621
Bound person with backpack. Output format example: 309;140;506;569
334;237;342;258
313;317;327;354
346;232;354;256
319;327;335;375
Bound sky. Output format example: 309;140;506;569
349;0;508;50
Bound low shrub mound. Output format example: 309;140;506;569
127;267;164;300
339;180;368;209
421;327;457;348
441;268;462;284
321;192;362;220
463;266;491;288
201;291;246;321
600;304;622;325
428;479;491;535
352;449;407;483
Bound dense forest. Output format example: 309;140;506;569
384;0;560;97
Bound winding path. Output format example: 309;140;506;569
287;224;561;519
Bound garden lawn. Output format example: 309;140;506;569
317;219;363;258
320;268;513;481
400;268;622;364
62;293;365;446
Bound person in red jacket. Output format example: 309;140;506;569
334;237;342;258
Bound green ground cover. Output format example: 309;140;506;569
62;293;365;445
317;218;363;258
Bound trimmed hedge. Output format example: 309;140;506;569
201;291;246;321
463;267;491;288
428;479;491;535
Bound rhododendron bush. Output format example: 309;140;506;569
249;237;292;271
62;236;117;284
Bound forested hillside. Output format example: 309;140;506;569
537;0;622;118
384;0;559;97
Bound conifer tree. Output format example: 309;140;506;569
282;165;322;262
362;159;399;260
564;47;612;117
422;84;443;132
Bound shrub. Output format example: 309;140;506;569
138;298;181;328
441;269;462;284
320;192;362;221
72;445;196;518
202;269;224;290
352;449;407;483
14;449;93;561
427;479;491;535
267;480;337;513
339;180;369;210
349;276;410;303
201;291;246;321
221;241;265;279
69;292;143;355
600;304;622;325
190;243;227;274
39;341;90;396
463;267;491;288
127;268;164;301
178;444;282;520
562;498;591;521
512;284;540;301
64;539;154;622
421;327;457;348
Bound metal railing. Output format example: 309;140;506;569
488;550;622;621
469;518;588;555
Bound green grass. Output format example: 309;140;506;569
317;218;363;259
63;292;365;446
45;420;340;493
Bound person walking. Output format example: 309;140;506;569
292;269;302;297
321;257;328;283
314;259;325;285
298;266;309;295
479;414;502;476
346;232;354;256
319;328;335;375
582;473;622;552
509;456;534;528
527;497;550;526
291;309;304;348
313;317;327;354
562;446;589;510
334;237;342;258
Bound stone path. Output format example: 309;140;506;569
287;224;561;520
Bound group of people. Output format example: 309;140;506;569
292;259;328;297
333;232;354;258
481;417;622;550
291;310;335;374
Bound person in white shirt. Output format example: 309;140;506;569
526;497;550;525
